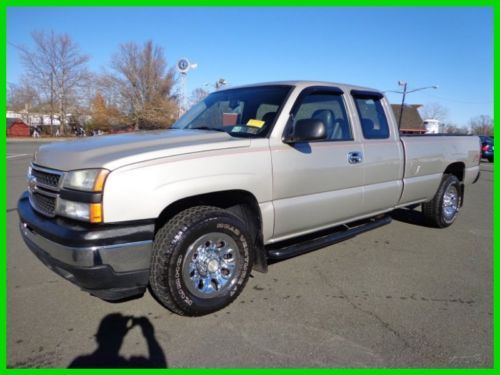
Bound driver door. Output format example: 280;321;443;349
270;88;365;240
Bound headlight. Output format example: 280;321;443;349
57;198;103;223
63;169;109;192
59;168;108;223
57;199;91;221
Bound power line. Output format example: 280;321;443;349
420;92;493;105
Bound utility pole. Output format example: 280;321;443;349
397;81;408;130
50;72;54;136
385;82;438;130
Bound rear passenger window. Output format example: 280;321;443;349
353;96;390;139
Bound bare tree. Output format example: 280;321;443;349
7;80;41;128
189;87;209;107
419;102;449;122
94;73;123;110
108;40;178;130
469;115;493;136
444;123;468;135
18;30;90;134
7;80;40;113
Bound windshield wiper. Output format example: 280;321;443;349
189;127;226;132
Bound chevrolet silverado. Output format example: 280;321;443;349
18;81;481;316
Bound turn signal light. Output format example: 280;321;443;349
90;203;103;224
94;170;109;192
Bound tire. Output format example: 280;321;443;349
149;206;253;316
422;174;461;228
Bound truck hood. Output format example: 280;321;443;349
34;129;251;171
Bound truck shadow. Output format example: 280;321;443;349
68;313;167;368
390;207;434;228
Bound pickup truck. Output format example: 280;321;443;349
18;81;481;316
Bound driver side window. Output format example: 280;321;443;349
292;92;352;141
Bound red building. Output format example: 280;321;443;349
7;118;30;137
391;104;427;135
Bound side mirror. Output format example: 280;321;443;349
283;119;327;144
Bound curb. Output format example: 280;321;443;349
7;137;74;143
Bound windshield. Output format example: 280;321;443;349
172;85;292;138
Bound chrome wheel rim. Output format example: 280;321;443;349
182;233;240;298
442;184;459;221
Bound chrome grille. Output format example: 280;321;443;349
30;192;57;217
31;168;61;188
28;164;64;217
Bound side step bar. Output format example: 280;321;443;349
266;216;392;261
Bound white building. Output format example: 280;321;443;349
423;119;444;134
6;111;61;127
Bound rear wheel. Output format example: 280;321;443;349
149;206;253;316
422;174;461;228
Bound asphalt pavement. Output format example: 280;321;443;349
7;140;493;368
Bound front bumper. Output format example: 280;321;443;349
18;191;155;300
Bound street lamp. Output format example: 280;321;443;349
387;82;438;130
203;78;229;91
215;78;228;90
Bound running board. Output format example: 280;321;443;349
266;216;392;261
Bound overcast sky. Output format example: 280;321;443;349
7;6;493;126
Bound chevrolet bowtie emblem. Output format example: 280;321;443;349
28;175;38;193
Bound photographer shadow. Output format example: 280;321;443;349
68;313;167;368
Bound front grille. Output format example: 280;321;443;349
31;166;62;188
28;164;63;217
30;192;57;217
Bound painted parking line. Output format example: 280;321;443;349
7;154;31;159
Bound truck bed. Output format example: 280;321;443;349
398;135;480;206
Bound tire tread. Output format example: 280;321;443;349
422;174;460;228
149;206;251;316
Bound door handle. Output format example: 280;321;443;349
348;151;363;164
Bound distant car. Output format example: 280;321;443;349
479;136;494;162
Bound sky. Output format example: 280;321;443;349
7;7;493;127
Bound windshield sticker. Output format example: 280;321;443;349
246;119;265;128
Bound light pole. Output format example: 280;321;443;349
215;78;227;90
205;78;228;91
386;82;438;129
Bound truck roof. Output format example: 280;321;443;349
220;80;381;94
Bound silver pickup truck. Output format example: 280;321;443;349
18;81;481;316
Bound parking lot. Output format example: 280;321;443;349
7;140;493;368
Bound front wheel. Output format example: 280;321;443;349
422;174;461;228
149;206;253;316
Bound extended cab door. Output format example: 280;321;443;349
350;90;404;215
270;87;365;241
